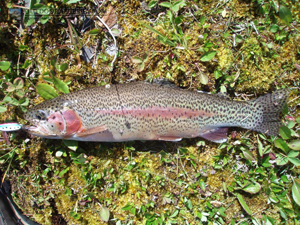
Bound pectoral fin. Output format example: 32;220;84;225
200;127;228;143
76;125;107;137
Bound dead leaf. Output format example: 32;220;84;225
100;6;117;28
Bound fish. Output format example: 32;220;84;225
24;82;290;143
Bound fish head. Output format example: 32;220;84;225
24;100;82;138
24;105;65;137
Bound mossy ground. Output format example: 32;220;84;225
0;0;300;224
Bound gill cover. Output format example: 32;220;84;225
25;108;82;137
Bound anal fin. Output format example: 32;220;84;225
76;125;107;137
158;136;182;142
200;127;228;143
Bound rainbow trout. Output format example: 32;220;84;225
24;82;289;143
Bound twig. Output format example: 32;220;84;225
96;15;118;70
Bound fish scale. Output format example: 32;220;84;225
24;82;290;143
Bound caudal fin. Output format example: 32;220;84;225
252;89;290;136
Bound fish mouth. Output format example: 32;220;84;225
24;125;48;136
24;121;57;137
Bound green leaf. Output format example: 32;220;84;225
276;154;288;165
19;45;29;51
287;150;299;158
142;53;148;61
53;77;69;94
200;16;206;25
6;82;15;92
279;5;292;26
184;197;193;210
148;0;158;8
279;126;291;139
287;120;295;129
170;209;179;218
200;51;216;62
270;24;279;33
35;5;50;15
24;10;35;26
241;148;255;161
39;15;49;24
237;194;252;215
141;22;176;47
89;29;101;35
13;78;24;89
59;167;69;177
29;0;38;9
262;155;272;167
132;56;143;64
257;136;263;157
66;0;81;4
214;70;222;79
0;61;11;71
199;73;208;85
100;206;110;222
60;63;68;72
199;180;206;192
137;62;145;72
19;97;29;106
159;2;172;8
63;140;78;151
171;0;186;12
288;140;300;151
70;211;80;220
274;138;290;153
0;105;7;113
122;204;136;215
36;83;58;100
242;182;261;194
292;179;300;206
288;157;300;166
23;59;32;69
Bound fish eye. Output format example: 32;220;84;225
36;110;47;120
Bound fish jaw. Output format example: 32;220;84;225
24;121;59;138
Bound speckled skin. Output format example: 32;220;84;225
24;82;289;142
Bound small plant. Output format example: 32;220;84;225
132;53;149;72
35;58;70;100
2;77;29;112
143;0;190;50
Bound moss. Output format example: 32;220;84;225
0;0;299;224
217;47;235;71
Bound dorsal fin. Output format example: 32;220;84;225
216;92;231;100
149;79;179;88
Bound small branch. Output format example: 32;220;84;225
96;16;118;70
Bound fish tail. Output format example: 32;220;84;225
251;89;290;136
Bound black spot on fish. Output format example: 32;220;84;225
125;121;131;129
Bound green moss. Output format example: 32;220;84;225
0;0;299;224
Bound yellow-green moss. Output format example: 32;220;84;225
0;0;299;224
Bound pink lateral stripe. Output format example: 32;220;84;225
96;106;216;119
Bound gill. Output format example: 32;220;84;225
59;110;68;135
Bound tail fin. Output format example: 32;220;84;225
252;89;290;136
